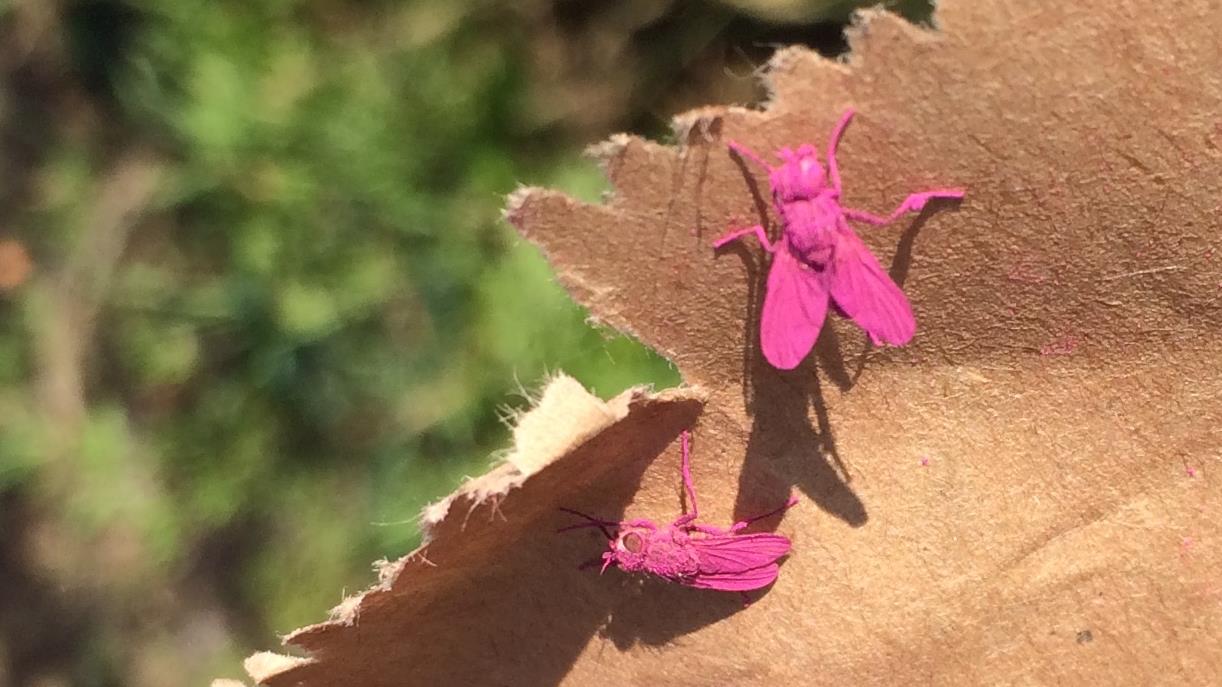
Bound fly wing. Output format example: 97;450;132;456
685;563;780;592
692;533;792;574
760;246;830;369
827;225;916;346
678;532;792;591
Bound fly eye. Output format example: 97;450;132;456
622;532;643;553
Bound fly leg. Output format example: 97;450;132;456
842;189;965;226
826;108;856;195
729;495;799;533
712;224;776;252
671;431;701;528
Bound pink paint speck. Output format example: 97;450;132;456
1179;536;1197;562
919;456;931;467
1040;335;1080;357
1185;463;1198;478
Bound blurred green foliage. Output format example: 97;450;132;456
0;1;930;684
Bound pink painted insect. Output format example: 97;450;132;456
713;108;965;369
559;431;797;597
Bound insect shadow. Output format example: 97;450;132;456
847;204;953;386
718;160;866;527
722;163;960;527
737;342;869;528
597;561;790;650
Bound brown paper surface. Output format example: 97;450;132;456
244;0;1222;684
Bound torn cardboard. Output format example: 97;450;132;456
244;0;1222;683
246;377;705;686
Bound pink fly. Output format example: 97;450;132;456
559;431;796;598
713;108;965;369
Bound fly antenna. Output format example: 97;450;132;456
557;507;616;540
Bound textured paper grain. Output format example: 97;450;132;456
244;0;1222;684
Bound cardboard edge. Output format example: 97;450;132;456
241;375;707;685
506;8;958;223
243;651;313;685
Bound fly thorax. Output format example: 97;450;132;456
781;200;837;267
654;529;702;577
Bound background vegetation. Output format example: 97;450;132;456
0;1;928;684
